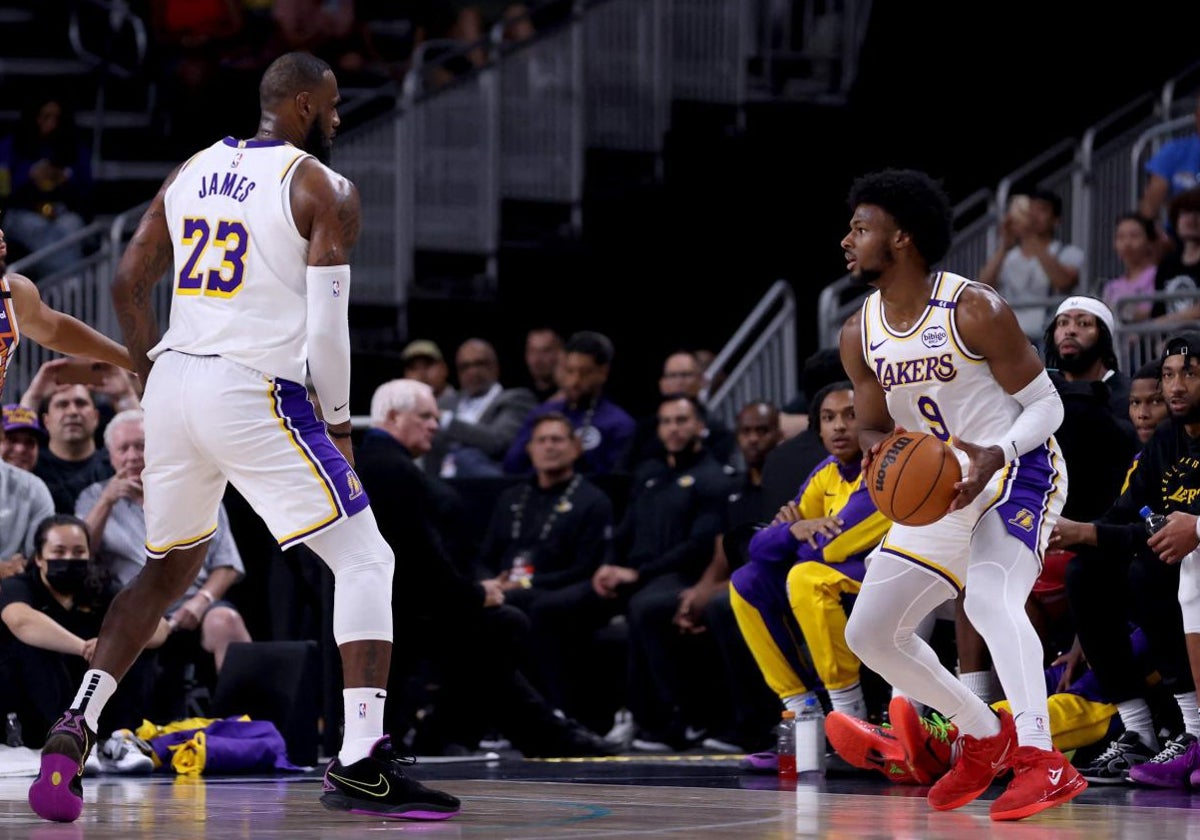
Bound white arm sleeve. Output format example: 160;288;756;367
991;369;1063;462
305;264;352;426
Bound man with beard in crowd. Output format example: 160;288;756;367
1042;296;1131;433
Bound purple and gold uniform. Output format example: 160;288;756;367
0;274;19;400
860;271;1068;591
731;455;890;699
140;138;367;557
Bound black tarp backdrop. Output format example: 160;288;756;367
380;2;1200;421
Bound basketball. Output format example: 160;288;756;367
867;431;962;526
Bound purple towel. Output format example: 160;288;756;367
148;718;303;774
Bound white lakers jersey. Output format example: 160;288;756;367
0;273;18;400
860;272;1026;467
151;137;314;383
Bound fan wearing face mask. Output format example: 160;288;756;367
0;515;167;747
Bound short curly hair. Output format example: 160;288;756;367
848;169;953;268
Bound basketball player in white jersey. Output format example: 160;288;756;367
29;53;460;823
0;227;132;401
836;170;1085;821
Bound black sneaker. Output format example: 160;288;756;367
28;710;96;822
523;720;619;758
1078;730;1154;784
321;737;461;820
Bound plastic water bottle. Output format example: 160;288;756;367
795;696;825;775
1140;505;1167;536
776;710;797;779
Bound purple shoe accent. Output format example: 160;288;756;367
1127;735;1200;789
1190;766;1200;788
50;711;87;743
28;754;84;822
739;751;779;774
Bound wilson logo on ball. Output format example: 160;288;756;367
873;436;913;494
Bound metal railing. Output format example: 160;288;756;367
1129;113;1199;211
496;1;585;226
5;202;170;399
671;0;753;106
402;38;501;270
704;280;797;428
583;0;671;153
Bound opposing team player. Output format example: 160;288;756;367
29;52;460;823
0;227;131;400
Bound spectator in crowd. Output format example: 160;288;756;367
1151;187;1200;323
400;339;456;408
74;410;251;715
1102;214;1160;324
731;382;890;723
0;515;166;747
355;378;612;757
1138;98;1200;232
1128;360;1169;445
0;95;92;273
666;400;784;754
425;338;537;478
978;189;1085;340
1042;296;1132;430
1050;331;1200;783
1;403;45;472
29;385;114;514
531;394;732;745
0;418;54;577
476;412;613;615
618;350;736;472
503;331;636;476
523;327;563;404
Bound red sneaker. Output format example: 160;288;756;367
925;708;1015;811
989;746;1087;821
887;696;957;785
824;712;920;784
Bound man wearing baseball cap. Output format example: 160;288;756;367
0;405;54;574
1;403;47;472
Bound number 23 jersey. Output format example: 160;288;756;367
151;137;314;384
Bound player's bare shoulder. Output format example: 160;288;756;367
290;157;360;259
953;280;1028;359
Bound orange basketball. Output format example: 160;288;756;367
866;430;962;526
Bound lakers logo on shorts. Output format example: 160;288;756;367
1008;508;1036;532
346;470;364;501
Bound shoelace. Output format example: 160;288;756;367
1090;739;1130;765
919;713;954;744
1148;737;1192;764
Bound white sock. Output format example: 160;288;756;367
339;688;386;765
959;670;1001;705
1175;692;1200;738
828;683;867;719
890;687;926;719
1116;698;1158;750
782;691;818;717
71;670;118;734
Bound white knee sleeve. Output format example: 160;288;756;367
1180;551;1200;635
305;508;395;645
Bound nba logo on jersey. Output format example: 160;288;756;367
331;278;341;297
357;703;367;719
346;471;363;500
230;152;243;168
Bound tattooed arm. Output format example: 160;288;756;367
291;158;361;461
111;167;181;384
